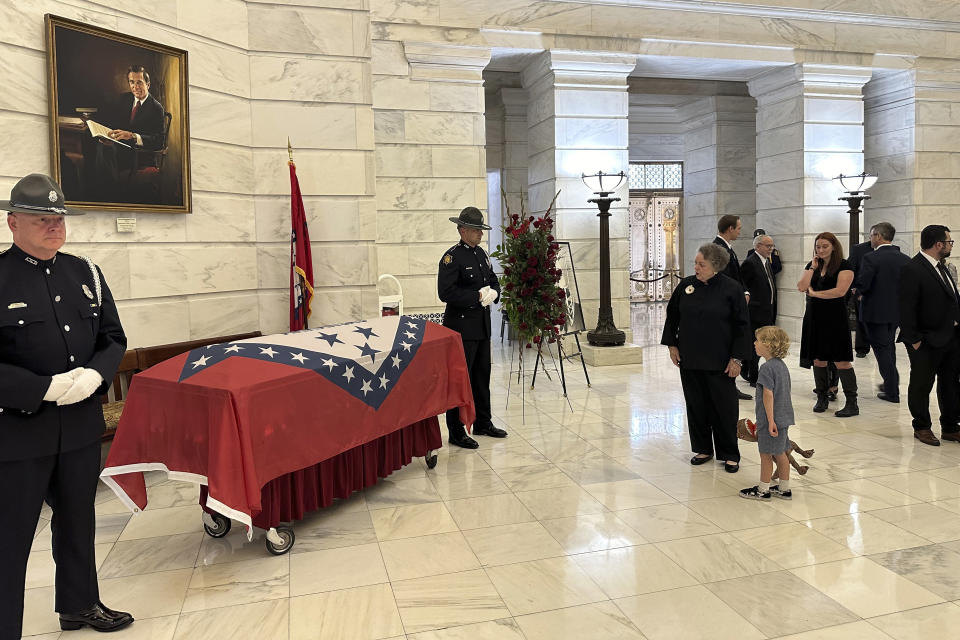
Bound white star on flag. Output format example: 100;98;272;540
379;373;390;389
404;331;416;339
343;366;355;382
321;357;337;371
260;347;278;358
191;355;210;368
391;354;402;368
360;379;373;395
290;352;308;364
224;345;242;353
406;321;418;329
400;341;412;352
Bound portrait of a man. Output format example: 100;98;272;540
46;15;191;212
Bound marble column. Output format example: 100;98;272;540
679;96;757;272
521;50;635;333
371;41;491;314
500;88;530;225
749;63;872;336
865;69;960;257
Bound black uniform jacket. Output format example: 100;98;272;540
848;241;872;275
661;273;752;371
740;252;777;328
855;245;911;325
108;92;166;151
898;252;960;348
438;241;501;341
0;244;126;461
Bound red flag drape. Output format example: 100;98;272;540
289;162;314;331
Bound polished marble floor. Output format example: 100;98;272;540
22;309;960;639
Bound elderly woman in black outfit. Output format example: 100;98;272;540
662;243;752;473
798;231;858;417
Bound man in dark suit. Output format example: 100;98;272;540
0;174;133;637
745;228;782;275
856;222;910;403
438;207;506;449
899;224;960;447
104;65;166;152
713;214;751;400
740;234;778;386
848;236;874;357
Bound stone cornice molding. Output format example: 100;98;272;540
748;63;873;103
521;50;636;93
556;0;960;33
402;42;492;82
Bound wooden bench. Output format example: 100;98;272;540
101;331;263;443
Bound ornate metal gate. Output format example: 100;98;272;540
629;194;682;302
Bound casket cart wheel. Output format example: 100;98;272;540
202;512;231;538
425;449;438;469
265;526;295;555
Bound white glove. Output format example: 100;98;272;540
56;368;104;406
479;286;497;307
43;371;78;402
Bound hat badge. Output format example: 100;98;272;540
48;190;58;203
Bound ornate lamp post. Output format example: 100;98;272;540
833;172;878;249
582;170;626;346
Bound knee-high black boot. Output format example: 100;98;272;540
835;368;859;417
813;366;829;413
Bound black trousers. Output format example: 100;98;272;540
679;368;740;462
446;337;493;438
1;442;100;640
864;321;900;397
906;336;960;433
855;317;870;355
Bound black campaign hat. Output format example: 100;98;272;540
0;173;81;216
449;206;491;230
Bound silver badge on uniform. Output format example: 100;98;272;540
82;284;94;299
6;302;27;309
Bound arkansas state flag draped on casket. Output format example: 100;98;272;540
289;161;313;331
100;316;475;536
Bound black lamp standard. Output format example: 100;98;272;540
834;172;878;249
582;170;626;347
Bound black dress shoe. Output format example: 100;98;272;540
60;602;133;632
724;461;740;473
449;434;479;449
877;392;900;403
736;389;753;400
855;351;869;358
473;424;508;438
690;454;713;465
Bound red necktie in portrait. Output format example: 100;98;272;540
129;100;139;124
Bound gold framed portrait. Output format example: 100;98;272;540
45;14;191;213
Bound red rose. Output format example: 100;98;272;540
504;267;512;276
528;256;538;267
558;290;566;298
533;335;541;344
525;241;533;249
520;322;529;330
508;256;517;264
505;282;514;291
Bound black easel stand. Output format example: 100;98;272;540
531;331;591;396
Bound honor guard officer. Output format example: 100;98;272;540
438;207;508;449
0;174;132;637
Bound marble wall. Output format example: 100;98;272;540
0;0;374;347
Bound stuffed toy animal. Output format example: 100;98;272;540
737;418;815;478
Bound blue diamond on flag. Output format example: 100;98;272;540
176;316;427;410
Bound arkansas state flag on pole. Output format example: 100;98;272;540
289;161;314;331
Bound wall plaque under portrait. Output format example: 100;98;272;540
45;14;191;213
554;241;586;335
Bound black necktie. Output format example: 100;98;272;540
937;262;959;305
764;259;776;304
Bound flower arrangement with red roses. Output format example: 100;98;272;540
491;191;567;349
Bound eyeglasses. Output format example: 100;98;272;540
944;240;956;246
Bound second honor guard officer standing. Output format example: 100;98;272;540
438;207;507;449
0;174;132;638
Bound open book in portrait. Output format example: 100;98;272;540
57;114;131;148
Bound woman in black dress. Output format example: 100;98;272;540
798;232;858;417
662;243;752;472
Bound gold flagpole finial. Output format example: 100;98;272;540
287;137;294;166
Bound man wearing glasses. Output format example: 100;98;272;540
899;225;960;446
740;234;778;386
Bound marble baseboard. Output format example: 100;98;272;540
581;342;644;367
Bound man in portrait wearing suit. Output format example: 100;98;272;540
104;65;166;152
855;222;910;403
848;233;875;358
740;234;778;387
713;214;752;400
899;224;960;447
